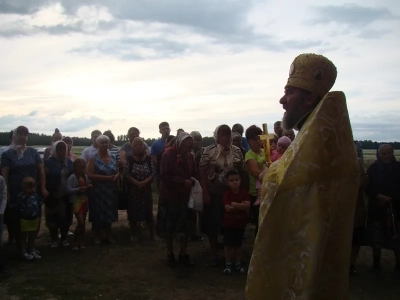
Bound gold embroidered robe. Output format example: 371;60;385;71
246;91;360;300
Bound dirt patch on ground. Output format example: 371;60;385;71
1;209;399;300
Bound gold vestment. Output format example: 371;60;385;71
246;91;359;300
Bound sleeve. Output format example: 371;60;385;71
223;191;231;206
0;176;7;215
1;150;11;168
34;149;42;164
199;146;211;169
150;141;159;156
66;175;80;195
245;150;256;163
242;137;250;151
160;151;186;185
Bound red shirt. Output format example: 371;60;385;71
222;189;250;229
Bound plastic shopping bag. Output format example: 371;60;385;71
188;177;203;212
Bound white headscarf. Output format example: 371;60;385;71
213;125;234;168
50;140;68;162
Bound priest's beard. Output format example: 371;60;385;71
282;96;307;130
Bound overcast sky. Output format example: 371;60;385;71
0;0;399;141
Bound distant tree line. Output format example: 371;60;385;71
0;132;399;149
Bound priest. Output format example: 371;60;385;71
246;53;360;300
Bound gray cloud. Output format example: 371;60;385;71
0;0;48;15
0;112;101;133
357;29;392;39
310;4;400;27
0;0;328;58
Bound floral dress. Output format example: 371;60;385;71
90;154;118;225
124;156;155;222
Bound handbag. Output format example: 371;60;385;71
117;173;129;210
188;177;203;212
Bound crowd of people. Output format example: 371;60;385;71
0;120;398;277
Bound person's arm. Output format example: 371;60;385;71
246;156;262;179
1;166;10;203
43;147;50;161
358;160;369;189
0;176;7;217
198;147;211;204
37;163;48;198
223;191;238;213
150;141;159;169
120;150;127;166
87;157;118;182
66;175;83;194
231;191;251;211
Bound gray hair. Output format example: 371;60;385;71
190;131;202;140
96;135;110;144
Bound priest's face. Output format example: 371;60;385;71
280;87;310;130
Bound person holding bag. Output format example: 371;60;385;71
157;132;197;268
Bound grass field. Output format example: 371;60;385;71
0;146;399;299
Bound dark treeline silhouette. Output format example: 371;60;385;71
0;132;399;149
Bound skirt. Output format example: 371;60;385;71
20;218;39;232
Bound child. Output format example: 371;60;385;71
0;175;7;270
67;159;92;250
222;170;250;275
17;177;41;260
271;136;291;162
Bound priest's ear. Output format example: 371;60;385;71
302;90;321;110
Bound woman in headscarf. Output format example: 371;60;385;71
87;135;119;245
199;125;245;266
44;141;74;247
44;129;62;161
124;137;156;243
157;132;197;267
1;126;48;246
366;144;400;272
62;136;77;162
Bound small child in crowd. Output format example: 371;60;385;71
222;170;250;275
67;158;92;250
271;136;291;162
17;177;42;261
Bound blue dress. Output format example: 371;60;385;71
90;154;118;225
0;148;42;205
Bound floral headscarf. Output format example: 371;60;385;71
175;132;193;164
176;132;193;149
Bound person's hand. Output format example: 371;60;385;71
87;184;93;190
79;186;88;192
259;166;269;180
41;188;49;199
110;174;119;182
